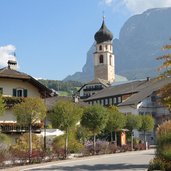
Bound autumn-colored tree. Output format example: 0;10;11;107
157;40;171;111
10;133;43;153
50;100;83;158
13;97;46;162
106;106;126;145
81;105;108;154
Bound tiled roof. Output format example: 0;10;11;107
45;96;88;110
0;67;30;79
85;80;146;101
85;77;171;106
77;78;109;93
119;77;171;106
88;78;110;87
0;67;52;97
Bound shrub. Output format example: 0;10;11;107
95;141;109;154
148;157;165;171
148;120;171;171
69;140;84;153
156;121;171;161
107;143;118;154
10;133;43;153
120;144;131;152
52;132;84;156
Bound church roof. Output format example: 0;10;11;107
94;19;113;44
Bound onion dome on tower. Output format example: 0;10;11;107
94;18;113;44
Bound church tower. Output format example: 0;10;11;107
94;18;115;83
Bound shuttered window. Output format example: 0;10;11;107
13;88;28;97
24;89;28;97
0;88;3;95
13;89;17;97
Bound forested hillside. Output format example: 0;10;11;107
38;79;83;96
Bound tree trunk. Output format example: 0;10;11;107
131;131;133;151
29;123;32;163
44;117;47;151
144;130;146;142
93;133;96;155
65;127;69;158
111;130;113;143
114;131;117;146
144;131;147;150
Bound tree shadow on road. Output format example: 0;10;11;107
30;163;148;171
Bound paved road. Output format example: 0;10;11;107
18;149;155;171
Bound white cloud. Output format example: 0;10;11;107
103;0;113;6
123;0;171;14
0;45;17;67
102;0;171;14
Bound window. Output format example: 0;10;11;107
105;45;108;50
99;55;104;63
99;45;102;50
139;112;144;115
113;97;117;104
151;96;156;102
109;55;112;65
151;112;156;117
118;96;122;103
105;98;108;105
0;88;3;95
109;98;112;105
101;99;104;105
13;88;28;97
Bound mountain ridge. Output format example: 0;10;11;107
64;7;171;82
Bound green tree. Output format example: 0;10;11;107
0;133;11;164
106;106;126;145
140;115;154;144
49;100;83;158
76;125;93;144
80;105;108;154
157;41;171;111
0;96;5;116
125;114;142;150
53;129;84;155
13;97;46;162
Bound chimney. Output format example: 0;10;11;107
146;77;150;81
8;60;17;70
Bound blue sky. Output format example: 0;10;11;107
0;0;171;80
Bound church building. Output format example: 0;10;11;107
94;17;115;83
78;18;116;99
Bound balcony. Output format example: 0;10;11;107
0;123;42;133
83;87;103;91
2;96;24;108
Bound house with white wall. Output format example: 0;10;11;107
84;77;171;144
0;60;52;138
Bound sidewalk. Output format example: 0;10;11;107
1;149;155;171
